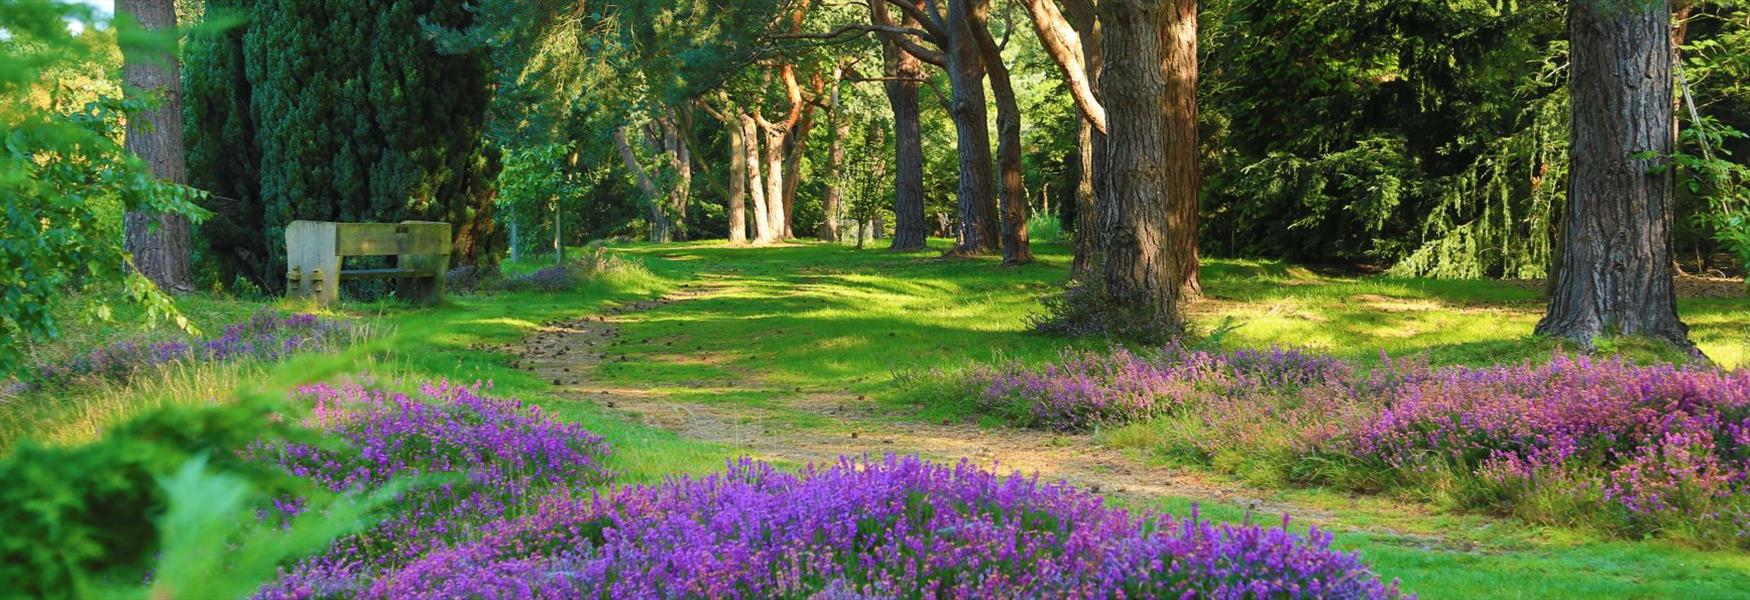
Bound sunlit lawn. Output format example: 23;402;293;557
7;239;1748;598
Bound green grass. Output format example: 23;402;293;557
1;254;736;483
7;239;1748;598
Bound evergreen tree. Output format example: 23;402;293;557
185;0;501;289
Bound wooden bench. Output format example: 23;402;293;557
285;220;451;305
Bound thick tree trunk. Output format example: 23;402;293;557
725;115;749;244
944;0;999;257
741;113;774;243
760;119;789;241
1538;0;1691;349
1099;0;1186;337
1163;0;1201;296
971;0;1033;266
119;0;194;292
881;8;930;252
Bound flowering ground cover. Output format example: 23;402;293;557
247;381;613;598
964;345;1750;546
9;310;367;394
305;454;1408;599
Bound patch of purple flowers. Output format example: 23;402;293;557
500;265;576;293
357;456;1406;599
975;345;1352;429
14;310;364;391
247;381;612;597
969;347;1750;544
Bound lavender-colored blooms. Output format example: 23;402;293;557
14;310;363;391
970;347;1750;541
363;456;1407;599
499;265;575;293
975;345;1351;430
249;381;612;597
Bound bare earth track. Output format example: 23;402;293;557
514;277;1341;525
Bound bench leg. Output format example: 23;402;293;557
286;221;341;305
399;253;449;305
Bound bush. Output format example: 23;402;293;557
359;456;1405;599
0;401;308;598
960;347;1750;546
494;243;651;294
1029;278;1187;344
444;265;495;295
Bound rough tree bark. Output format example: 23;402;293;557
1537;0;1692;349
119;0;195;292
943;0;1000;256
873;1;932;252
1098;0;1187;335
970;0;1033;265
1163;0;1200;296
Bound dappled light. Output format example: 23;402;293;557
4;0;1748;598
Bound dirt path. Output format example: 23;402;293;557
517;278;1334;524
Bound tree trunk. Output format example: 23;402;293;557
882;7;930;252
757;113;790;241
821;72;849;242
613;128;671;243
725;114;749;245
1163;0;1201;296
741;113;774;243
944;0;999;257
553;195;565;263
1062;0;1106;278
1537;0;1691;349
119;0;194;292
663;114;693;241
508;206;521;262
782;105;816;240
1099;0;1186;337
971;0;1033;266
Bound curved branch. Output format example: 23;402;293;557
1019;0;1106;133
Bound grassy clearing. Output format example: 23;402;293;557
1;253;735;484
593;241;1749;599
7;240;1747;598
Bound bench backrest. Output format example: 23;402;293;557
286;220;452;305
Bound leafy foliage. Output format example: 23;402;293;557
1;2;208;374
0;398;310;597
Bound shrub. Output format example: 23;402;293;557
961;348;1750;546
1030;278;1187;344
359;456;1406;599
493;243;649;294
444;265;495;295
0;401;308;598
